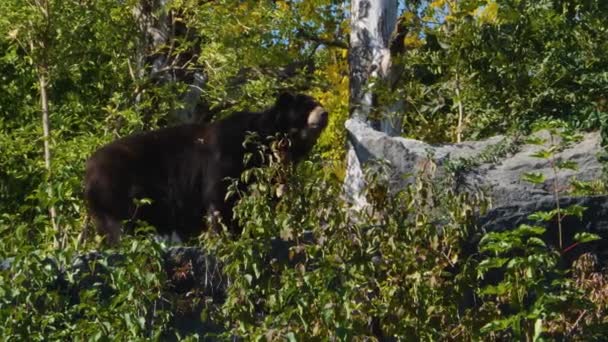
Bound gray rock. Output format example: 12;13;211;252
479;130;603;208
344;118;604;210
477;195;608;257
344;119;608;266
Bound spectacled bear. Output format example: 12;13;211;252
84;93;328;244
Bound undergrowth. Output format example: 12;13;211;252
1;134;607;340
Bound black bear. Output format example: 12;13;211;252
84;93;328;244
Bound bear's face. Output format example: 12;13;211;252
275;93;329;146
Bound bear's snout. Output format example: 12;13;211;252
307;106;329;130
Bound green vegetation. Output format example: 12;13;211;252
1;0;607;340
392;0;608;143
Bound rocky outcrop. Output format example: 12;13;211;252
344;117;604;210
344;117;608;266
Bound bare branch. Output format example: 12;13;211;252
296;29;348;49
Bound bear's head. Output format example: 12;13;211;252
273;92;329;152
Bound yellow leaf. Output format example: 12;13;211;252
8;28;19;40
430;0;446;9
404;34;424;49
475;1;499;24
276;0;289;11
402;11;416;23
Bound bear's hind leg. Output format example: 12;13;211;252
91;214;122;245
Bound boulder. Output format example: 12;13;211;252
344;117;604;213
344;118;608;262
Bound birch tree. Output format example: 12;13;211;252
5;0;62;246
344;0;399;207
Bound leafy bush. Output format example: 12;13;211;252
197;151;482;339
0;236;170;340
391;0;608;142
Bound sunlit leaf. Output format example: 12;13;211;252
574;232;601;243
522;172;546;184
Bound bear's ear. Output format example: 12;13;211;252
276;92;295;107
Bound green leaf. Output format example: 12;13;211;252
480;315;516;333
133;197;153;206
478;257;509;272
562;205;586;219
522;172;546;184
530;149;553;159
506;257;524;269
525;136;546;145
513;224;546;237
528;211;556;222
561;132;583;145
527;237;546;247
285;332;297;342
556;160;578;171
574;232;601;244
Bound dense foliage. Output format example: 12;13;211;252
391;0;608;142
0;0;607;340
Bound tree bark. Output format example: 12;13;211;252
344;0;399;208
39;70;60;247
455;70;464;143
348;0;398;124
132;0;207;124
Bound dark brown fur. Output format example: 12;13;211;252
84;93;328;244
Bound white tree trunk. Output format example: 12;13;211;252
39;71;60;247
344;0;399;208
349;0;397;122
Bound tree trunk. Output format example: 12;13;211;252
132;0;206;124
39;70;60;247
344;0;399;208
455;70;464;143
